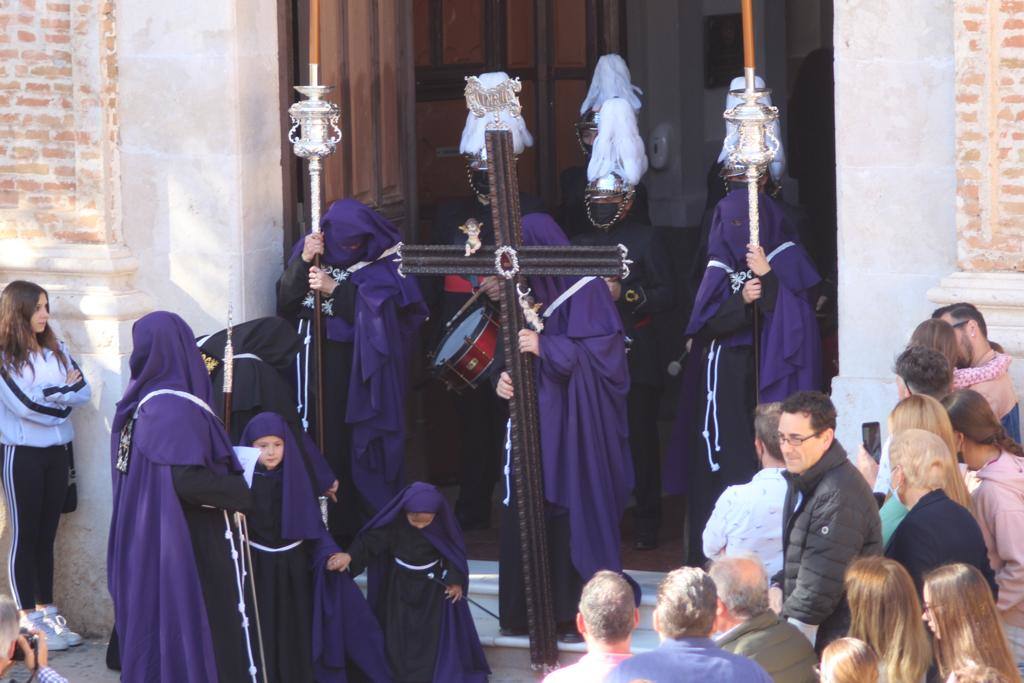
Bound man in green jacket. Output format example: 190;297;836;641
710;557;817;683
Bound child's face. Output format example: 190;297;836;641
406;512;436;529
252;435;285;470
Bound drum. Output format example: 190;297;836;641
431;303;500;392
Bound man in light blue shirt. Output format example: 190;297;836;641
606;567;772;683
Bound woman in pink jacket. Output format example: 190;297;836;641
944;389;1024;672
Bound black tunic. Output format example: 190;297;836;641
277;255;368;543
347;519;466;683
171;465;254;683
248;468;315;683
683;271;781;566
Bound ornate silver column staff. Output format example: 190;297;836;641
288;46;342;456
724;0;780;248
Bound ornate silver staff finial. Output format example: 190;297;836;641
288;86;343;235
464;75;523;130
722;85;780;248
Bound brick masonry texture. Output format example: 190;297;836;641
0;0;118;243
955;0;1024;271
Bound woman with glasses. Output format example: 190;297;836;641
845;556;931;683
923;563;1020;682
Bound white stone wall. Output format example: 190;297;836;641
831;0;959;447
118;0;285;332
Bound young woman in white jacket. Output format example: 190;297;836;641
0;281;90;651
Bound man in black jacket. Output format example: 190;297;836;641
774;391;882;654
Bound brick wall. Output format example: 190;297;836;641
955;1;1024;272
0;0;118;243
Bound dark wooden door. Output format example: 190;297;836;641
280;0;418;251
412;0;626;241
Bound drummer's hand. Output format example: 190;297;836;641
479;276;502;302
496;372;513;400
308;266;338;295
324;479;339;503
605;277;622;302
302;232;325;263
518;329;540;357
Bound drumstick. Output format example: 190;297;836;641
446;286;487;328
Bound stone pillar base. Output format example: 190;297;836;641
0;241;151;636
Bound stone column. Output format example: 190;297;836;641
0;0;284;635
118;0;285;330
830;0;958;447
928;1;1024;396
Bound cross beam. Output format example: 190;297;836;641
399;128;627;669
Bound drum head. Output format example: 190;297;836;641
435;307;487;365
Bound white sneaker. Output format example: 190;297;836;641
22;610;68;651
41;606;82;647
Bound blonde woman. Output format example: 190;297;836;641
885;429;996;593
845;557;931;683
818;638;880;683
923;563;1021;682
881;394;973;544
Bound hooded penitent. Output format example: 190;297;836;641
356;482;489;683
520;212;633;579
108;311;243;682
285;198;428;510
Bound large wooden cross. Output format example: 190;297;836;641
399;79;628;670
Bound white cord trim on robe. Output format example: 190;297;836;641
250;540;302;553
394;557;440;571
296;319;312;431
346;243;402;274
701;341;723;473
233;353;262;362
502;418;512;507
134;389;216;419
222;511;259;681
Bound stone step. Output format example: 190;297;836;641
355;560;665;681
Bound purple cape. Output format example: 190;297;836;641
287;199;428;510
521;213;633;580
356;482;489;683
686;187;821;400
242;412;391;682
107;311;243;682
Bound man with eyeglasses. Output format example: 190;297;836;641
933;302;1020;442
772;391;882;655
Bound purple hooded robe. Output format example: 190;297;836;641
520;212;633;579
352;482;489;683
107;311;245;682
240;412;391;683
285;199;428;512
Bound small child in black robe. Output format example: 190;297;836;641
240;412;391;683
336;483;489;683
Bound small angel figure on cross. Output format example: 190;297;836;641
459;218;483;256
517;284;544;334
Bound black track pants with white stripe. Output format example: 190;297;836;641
1;444;68;610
